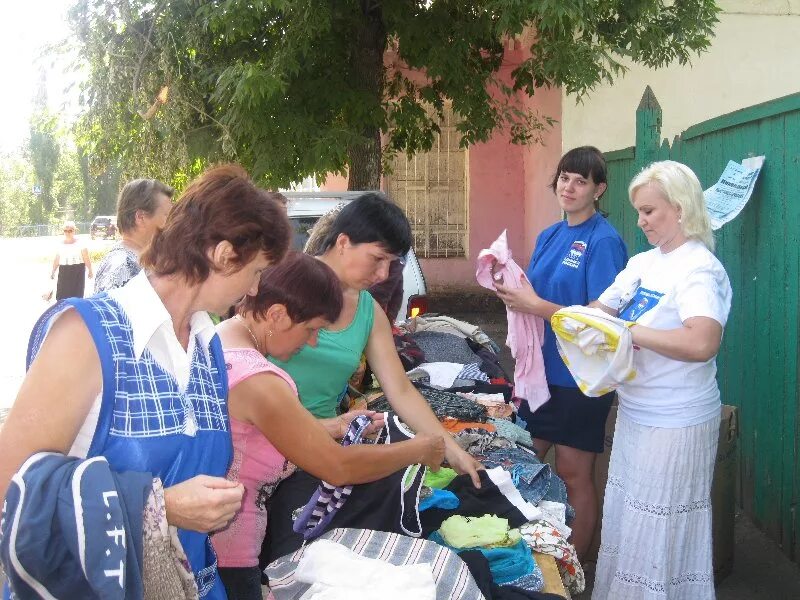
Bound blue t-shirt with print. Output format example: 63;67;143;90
526;212;628;387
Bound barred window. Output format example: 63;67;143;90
387;106;469;258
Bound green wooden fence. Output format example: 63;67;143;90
602;86;800;561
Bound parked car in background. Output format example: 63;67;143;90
283;192;428;322
90;216;117;240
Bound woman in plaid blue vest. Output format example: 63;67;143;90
0;164;291;599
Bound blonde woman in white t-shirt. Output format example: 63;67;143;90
590;161;732;600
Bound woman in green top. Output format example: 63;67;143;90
272;193;483;486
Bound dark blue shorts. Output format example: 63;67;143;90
518;384;614;454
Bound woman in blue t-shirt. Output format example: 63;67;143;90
494;146;627;558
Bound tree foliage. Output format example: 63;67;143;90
71;0;720;189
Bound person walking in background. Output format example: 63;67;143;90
50;220;93;300
94;178;174;292
493;146;628;558
591;161;732;600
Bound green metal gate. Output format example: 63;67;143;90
602;87;800;561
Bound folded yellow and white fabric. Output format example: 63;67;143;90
551;306;636;397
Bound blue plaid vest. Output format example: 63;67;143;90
28;295;232;599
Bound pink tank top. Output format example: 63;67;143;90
211;348;299;568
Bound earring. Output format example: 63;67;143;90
678;217;682;224
267;330;273;338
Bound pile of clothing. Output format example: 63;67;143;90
264;316;584;599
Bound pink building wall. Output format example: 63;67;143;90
322;42;563;290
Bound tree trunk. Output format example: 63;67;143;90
347;3;386;191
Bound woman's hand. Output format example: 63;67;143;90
413;432;447;471
495;273;541;314
444;441;484;488
164;475;244;533
327;409;386;439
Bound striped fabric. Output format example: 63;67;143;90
292;415;373;540
266;528;486;600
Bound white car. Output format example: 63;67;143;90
283;192;428;322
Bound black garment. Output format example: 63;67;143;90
518;384;614;454
218;566;263;600
55;263;86;300
420;469;532;537
262;413;424;566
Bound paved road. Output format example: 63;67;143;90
0;235;114;416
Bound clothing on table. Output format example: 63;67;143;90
419;488;461;511
369;385;489;422
263;413;426;563
266;528;485;600
420;468;540;537
27;270;232;599
415;361;470;388
406;314;501;354
211;348;299;572
456;551;568;600
94;242;141;293
488;418;535;448
458;362;491;382
551;305;636;396
271;289;374;418
475;446;572;518
453;429;515;455
477;230;549;410
0;452;152;599
598;239;732;428
593;410;719;600
438;514;519;549
295;538;436;600
517;385;614;454
412;330;485;364
442;418;496;434
392;328;426;370
429;531;541;591
55;239;87;300
424;466;459;489
519;521;585;595
291;415;419;541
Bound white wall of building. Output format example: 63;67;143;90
562;1;800;152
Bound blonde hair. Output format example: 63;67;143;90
629;160;714;251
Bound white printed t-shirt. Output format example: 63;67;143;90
598;240;732;428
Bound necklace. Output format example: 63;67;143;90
234;315;263;354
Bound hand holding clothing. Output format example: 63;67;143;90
164;475;244;533
444;440;484;488
494;270;540;314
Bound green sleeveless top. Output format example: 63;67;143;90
270;290;375;418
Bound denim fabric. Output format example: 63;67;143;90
477;447;574;522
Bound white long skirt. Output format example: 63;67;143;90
592;410;720;600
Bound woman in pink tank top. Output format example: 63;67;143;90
211;252;446;600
